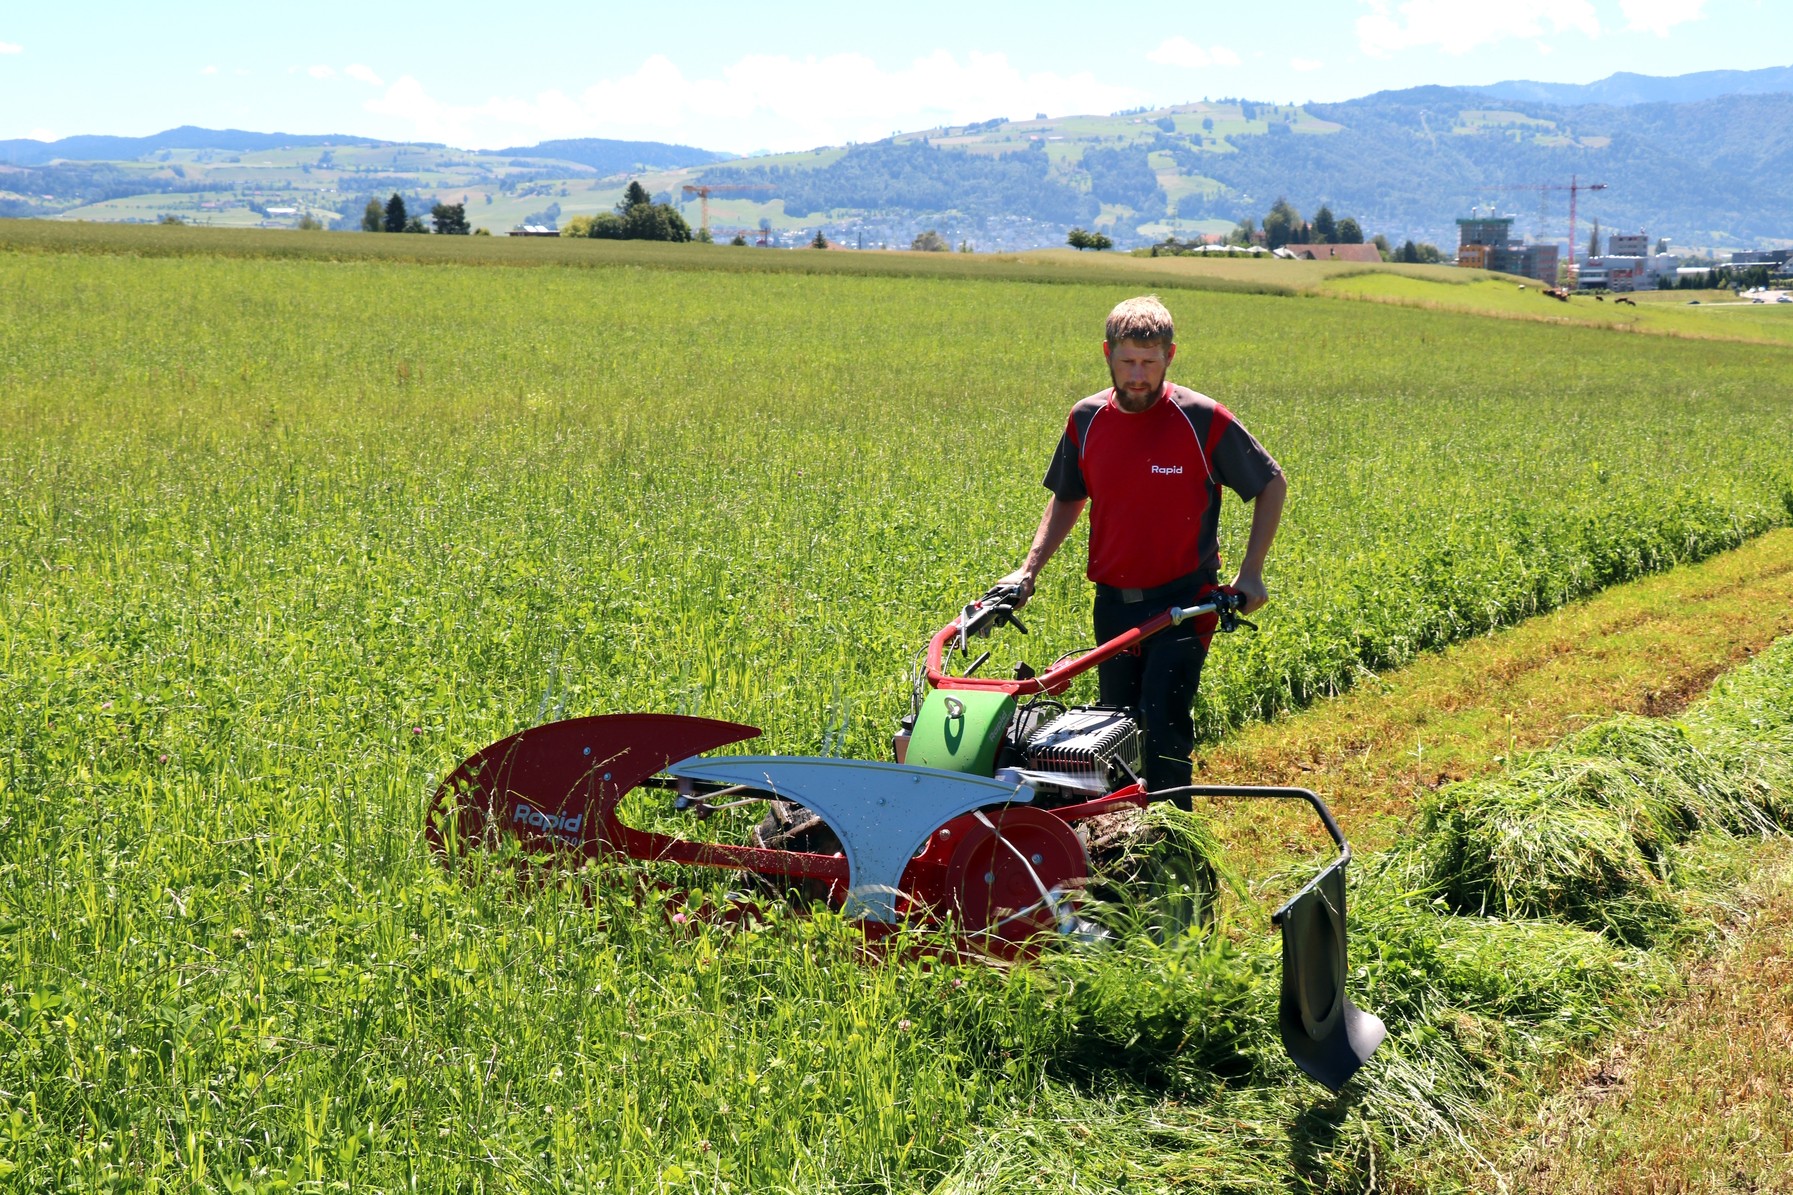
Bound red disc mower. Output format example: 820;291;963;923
428;584;1384;1091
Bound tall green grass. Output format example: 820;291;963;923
1;241;1791;1189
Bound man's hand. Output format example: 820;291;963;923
997;568;1036;609
1229;568;1269;615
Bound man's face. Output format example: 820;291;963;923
1104;338;1176;412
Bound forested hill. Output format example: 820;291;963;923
491;137;730;173
1225;87;1793;246
1477;64;1793;107
697;82;1793;249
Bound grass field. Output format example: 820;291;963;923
2;225;1791;1190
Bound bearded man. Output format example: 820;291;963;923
1003;295;1287;801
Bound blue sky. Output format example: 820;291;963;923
2;0;1786;151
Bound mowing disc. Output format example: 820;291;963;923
939;807;1088;945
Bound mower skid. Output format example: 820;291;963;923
1164;784;1387;1093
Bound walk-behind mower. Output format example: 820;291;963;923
428;584;1385;1091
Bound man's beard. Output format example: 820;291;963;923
1109;368;1165;412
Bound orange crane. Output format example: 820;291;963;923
1494;175;1608;275
680;183;775;237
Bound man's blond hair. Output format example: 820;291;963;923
1105;295;1174;347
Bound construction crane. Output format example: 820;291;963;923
680;183;775;237
1493;175;1608;275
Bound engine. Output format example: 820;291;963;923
996;705;1142;803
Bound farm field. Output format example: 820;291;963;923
2;228;1792;1190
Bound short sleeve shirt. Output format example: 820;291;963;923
1043;384;1280;589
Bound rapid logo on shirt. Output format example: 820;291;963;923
1150;464;1184;475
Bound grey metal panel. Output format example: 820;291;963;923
665;756;1033;921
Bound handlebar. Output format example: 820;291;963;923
927;583;1255;696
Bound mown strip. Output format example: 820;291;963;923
1201;527;1793;860
1420;846;1793;1194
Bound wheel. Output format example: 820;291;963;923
1077;805;1219;943
740;800;845;904
939;806;1088;948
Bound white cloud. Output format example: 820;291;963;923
1619;0;1708;36
0;41;22;54
363;51;1148;152
200;64;219;75
26;127;58;141
307;64;335;79
1356;0;1599;57
345;63;383;87
1146;37;1241;69
1291;57;1324;72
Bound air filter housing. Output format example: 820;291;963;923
1022;706;1141;793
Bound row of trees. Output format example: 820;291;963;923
560;181;693;242
1233;197;1365;249
359;193;470;234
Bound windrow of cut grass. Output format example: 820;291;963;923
929;635;1793;1195
1;241;1791;1190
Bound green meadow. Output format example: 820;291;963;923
2;223;1791;1191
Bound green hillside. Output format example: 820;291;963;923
3;78;1791;251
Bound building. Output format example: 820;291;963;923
1456;215;1514;251
1455;213;1558;285
1578;230;1678;291
1274;243;1384;263
1516;244;1558;286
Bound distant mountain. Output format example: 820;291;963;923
6;66;1790;249
495;138;732;173
1474;65;1793;107
1216;87;1793;245
0;125;393;166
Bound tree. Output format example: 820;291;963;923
621;201;691;242
158;213;184;225
296;213;324;231
361;198;383;232
1311;205;1337;243
1067;227;1111;251
729;232;748;246
617;180;653;214
694;226;714;244
1335;217;1364;244
586;212;626;239
911;229;949;251
403;215;427;234
431;202;470;235
1262;196;1301;249
1229;216;1257;246
1371;233;1391;259
810;228;829;249
1587;219;1601;262
383;193;407;233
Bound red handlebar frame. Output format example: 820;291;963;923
926;596;1221;696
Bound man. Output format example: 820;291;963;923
1003;295;1286;800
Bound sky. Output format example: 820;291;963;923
2;0;1788;153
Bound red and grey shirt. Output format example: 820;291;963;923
1043;384;1280;589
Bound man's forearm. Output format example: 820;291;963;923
1024;496;1086;579
1240;470;1283;574
1238;472;1287;576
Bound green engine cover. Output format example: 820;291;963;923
906;688;1016;776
